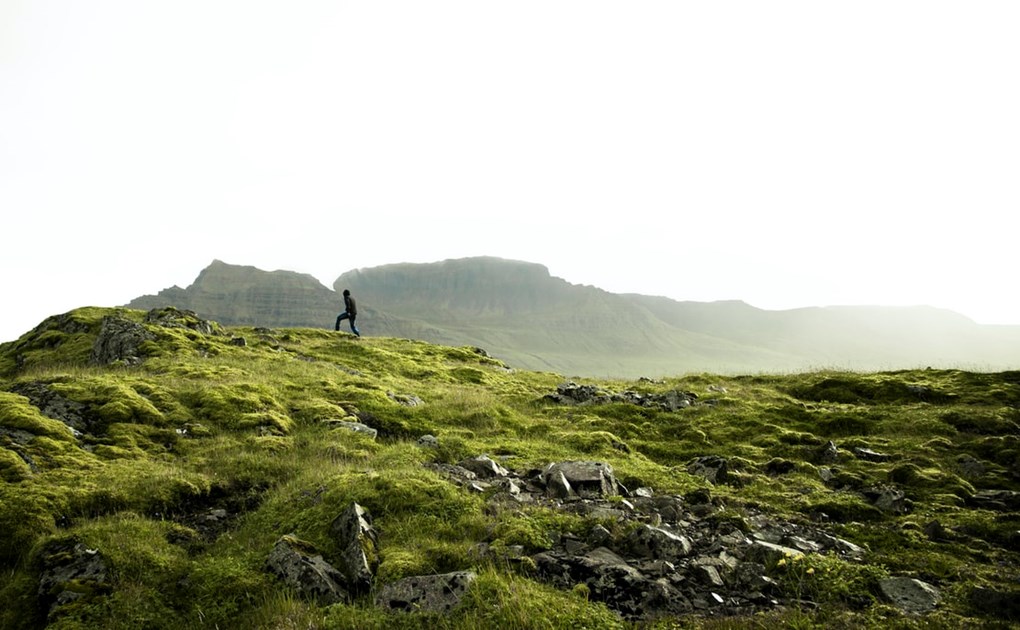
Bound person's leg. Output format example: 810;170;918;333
349;315;360;337
335;312;349;331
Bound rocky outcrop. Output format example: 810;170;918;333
9;382;90;436
90;316;155;366
431;455;870;621
36;540;111;619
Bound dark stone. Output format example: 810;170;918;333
90;316;155;366
764;458;796;475
329;503;379;594
36;540;111;619
375;571;476;613
265;535;349;605
969;586;1020;620
687;456;728;484
816;441;840;464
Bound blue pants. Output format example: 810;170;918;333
335;312;360;336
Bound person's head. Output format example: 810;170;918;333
343;289;350;297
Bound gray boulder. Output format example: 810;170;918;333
265;535;349;604
541;461;619;498
326;420;378;439
457;454;510;479
626;524;693;560
878;577;940;614
330;503;379;594
687;456;729;484
375;571;476;613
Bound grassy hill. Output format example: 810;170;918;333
1;307;1017;628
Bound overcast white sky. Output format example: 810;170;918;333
2;1;1018;342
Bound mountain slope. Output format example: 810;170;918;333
125;257;1020;377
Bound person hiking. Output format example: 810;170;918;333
335;289;361;336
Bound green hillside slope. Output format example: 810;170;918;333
1;307;1017;628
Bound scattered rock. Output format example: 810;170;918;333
878;577;941;614
417;434;439;448
954;454;986;479
265;535;349;605
816;441;840;464
544;382;697;410
457;455;510;479
967;489;1020;511
852;447;892;462
626;525;693;560
375;571;476;613
325;420;378;440
687;456;729;484
387;392;424;407
864;485;912;514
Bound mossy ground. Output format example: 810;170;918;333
1;308;1017;629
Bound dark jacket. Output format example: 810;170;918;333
344;294;357;316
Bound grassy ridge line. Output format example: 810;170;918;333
0;307;1017;628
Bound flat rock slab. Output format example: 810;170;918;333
375;571;476;613
879;577;941;614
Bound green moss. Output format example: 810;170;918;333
0;485;55;564
1;309;1018;628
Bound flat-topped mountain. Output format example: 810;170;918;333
127;257;1020;377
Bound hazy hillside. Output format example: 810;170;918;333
1;306;1017;628
126;257;1020;378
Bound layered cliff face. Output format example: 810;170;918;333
126;260;341;329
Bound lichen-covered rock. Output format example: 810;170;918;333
375;571;476;613
265;535;349;605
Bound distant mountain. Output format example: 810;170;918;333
127;257;1020;377
127;260;340;329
